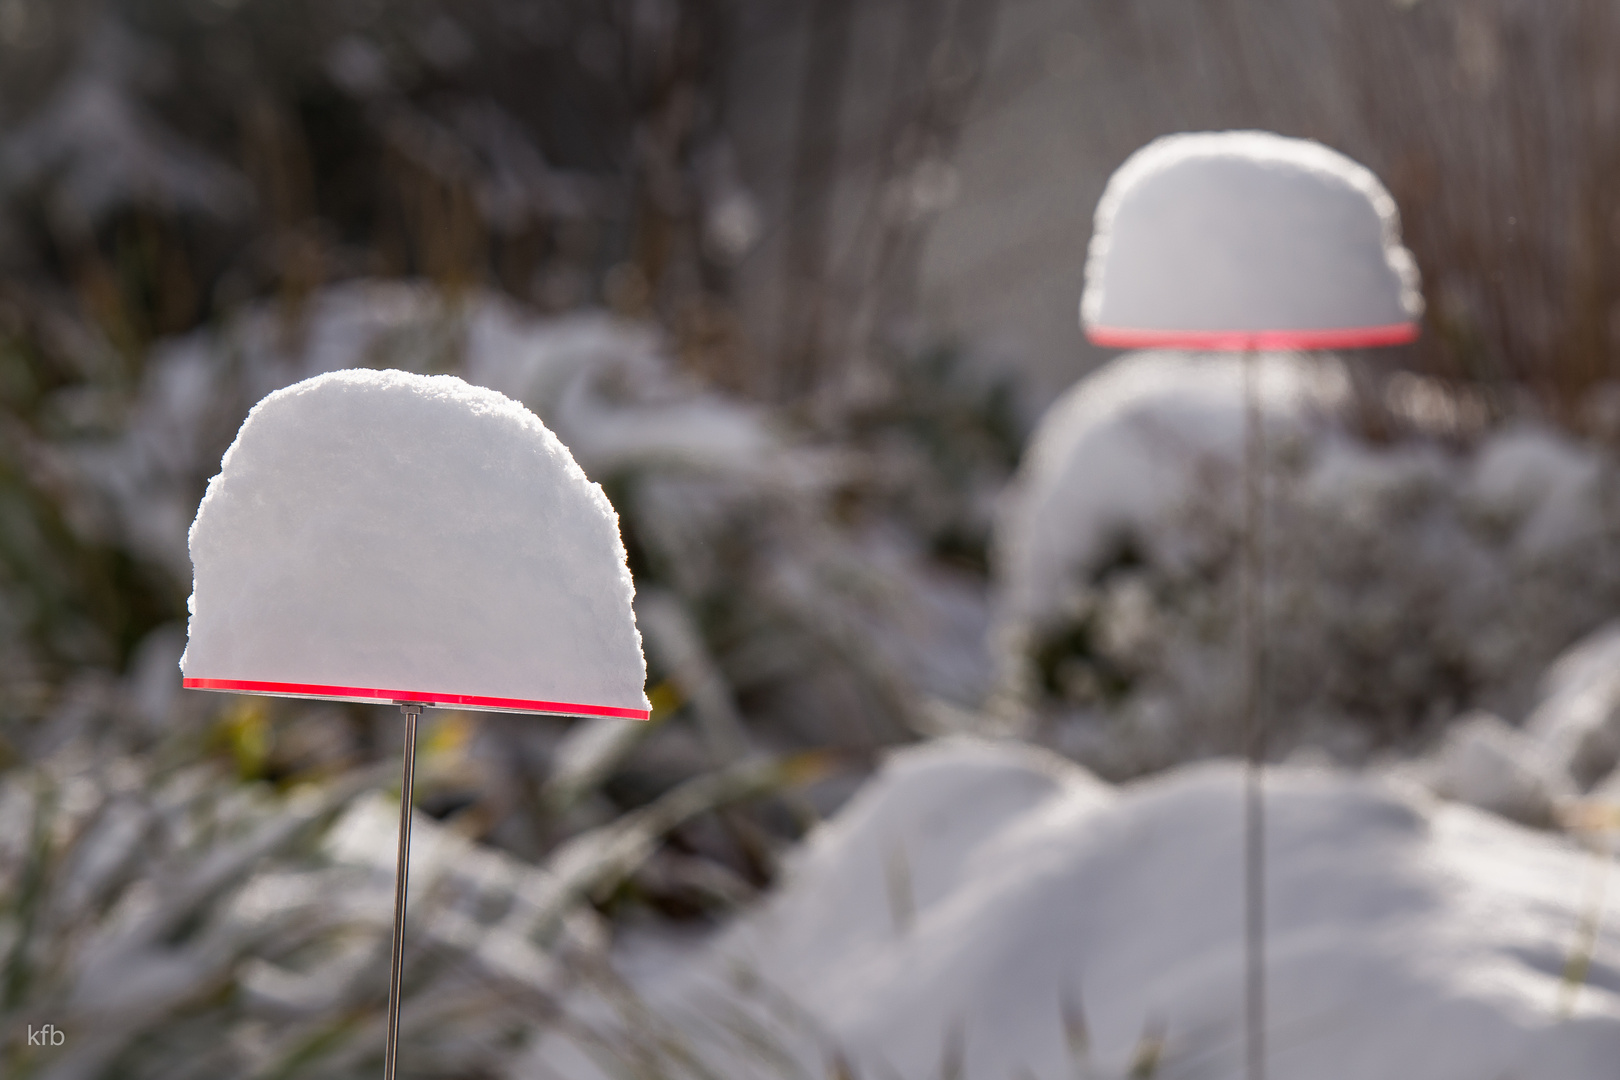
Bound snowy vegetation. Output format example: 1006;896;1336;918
3;1;1620;1078
537;739;1620;1080
993;351;1620;779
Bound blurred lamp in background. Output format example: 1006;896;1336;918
181;368;650;1079
1082;130;1423;350
1079;129;1423;1080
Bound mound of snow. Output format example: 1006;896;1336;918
1423;711;1574;827
183;368;648;716
535;739;1620;1080
1525;622;1620;791
1082;131;1421;344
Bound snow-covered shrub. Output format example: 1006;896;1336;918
0;714;807;1078
89;280;989;724
992;350;1620;777
0;274;1006;1076
15;281;995;902
0;21;248;230
835;344;1028;571
0;744;562;1079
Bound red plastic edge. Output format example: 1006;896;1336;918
183;677;652;720
1085;322;1419;351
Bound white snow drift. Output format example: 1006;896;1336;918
535;739;1620;1080
1082;131;1422;341
182;368;648;715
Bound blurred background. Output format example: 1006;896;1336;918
4;0;1620;1077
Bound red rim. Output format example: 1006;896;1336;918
1085;322;1419;351
183;677;652;719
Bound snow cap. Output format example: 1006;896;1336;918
1082;130;1423;350
182;368;650;718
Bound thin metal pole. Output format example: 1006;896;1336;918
1241;349;1267;1080
384;703;421;1080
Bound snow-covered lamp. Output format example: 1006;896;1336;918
1081;130;1422;350
183;368;650;1078
1078;130;1422;1080
183;368;649;719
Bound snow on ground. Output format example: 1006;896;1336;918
527;738;1620;1080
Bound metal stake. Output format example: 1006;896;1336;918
1241;349;1268;1080
385;703;421;1080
